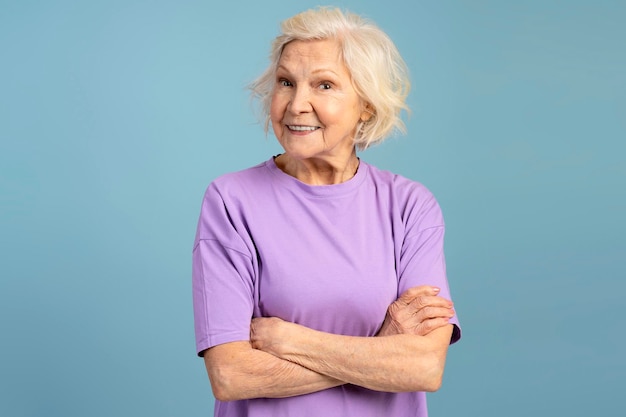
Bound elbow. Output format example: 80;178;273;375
209;367;246;402
417;334;451;392
421;371;444;392
207;361;247;402
204;343;254;402
426;360;447;392
412;352;446;393
209;375;231;402
211;384;237;402
211;386;229;402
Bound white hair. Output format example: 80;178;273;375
249;7;411;150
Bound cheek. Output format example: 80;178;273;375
270;105;280;137
270;93;285;120
270;97;284;137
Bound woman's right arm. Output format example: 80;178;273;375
194;207;344;401
203;341;343;401
194;238;343;401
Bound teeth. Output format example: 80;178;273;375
288;125;318;131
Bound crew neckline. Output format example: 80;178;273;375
264;155;368;197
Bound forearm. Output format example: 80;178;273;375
204;341;343;401
254;322;453;393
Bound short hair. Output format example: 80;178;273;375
249;7;411;150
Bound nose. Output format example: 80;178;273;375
288;85;313;114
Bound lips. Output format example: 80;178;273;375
286;125;320;132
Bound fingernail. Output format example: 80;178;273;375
433;287;440;293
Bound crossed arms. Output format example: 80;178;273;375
202;286;456;401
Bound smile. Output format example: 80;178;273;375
287;125;319;132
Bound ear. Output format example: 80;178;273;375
360;102;374;122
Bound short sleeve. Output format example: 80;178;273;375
192;184;256;356
397;193;461;344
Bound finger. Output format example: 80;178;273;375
415;317;452;335
410;295;453;309
413;306;455;322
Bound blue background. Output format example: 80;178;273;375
1;0;624;416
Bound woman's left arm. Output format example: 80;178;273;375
251;318;453;393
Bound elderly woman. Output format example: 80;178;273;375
192;7;461;417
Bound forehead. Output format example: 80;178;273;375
278;39;346;70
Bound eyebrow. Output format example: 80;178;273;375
276;65;341;77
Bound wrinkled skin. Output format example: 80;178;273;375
377;285;455;337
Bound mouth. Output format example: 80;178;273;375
286;125;320;132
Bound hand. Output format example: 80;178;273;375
377;286;454;337
250;316;294;358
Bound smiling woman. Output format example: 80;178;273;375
270;39;370;184
192;6;461;417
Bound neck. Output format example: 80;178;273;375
275;153;360;185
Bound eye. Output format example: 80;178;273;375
278;78;293;87
319;82;332;90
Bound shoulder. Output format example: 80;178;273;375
365;161;431;191
209;160;269;191
363;162;444;229
364;162;439;207
202;159;276;204
197;159;273;221
194;160;273;248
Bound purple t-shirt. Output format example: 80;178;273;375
193;157;460;417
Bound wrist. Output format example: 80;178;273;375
376;314;398;337
278;321;305;359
